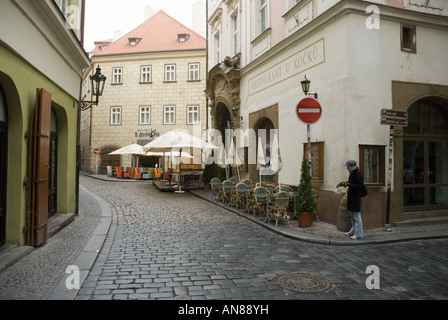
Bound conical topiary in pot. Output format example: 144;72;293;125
296;157;316;228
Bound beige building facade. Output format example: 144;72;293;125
81;11;207;174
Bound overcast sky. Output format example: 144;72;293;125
83;0;205;52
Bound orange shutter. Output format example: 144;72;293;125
27;88;51;246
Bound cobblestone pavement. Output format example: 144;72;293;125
0;183;101;300
76;176;448;300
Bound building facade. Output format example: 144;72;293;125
81;10;207;174
0;0;90;246
206;0;448;228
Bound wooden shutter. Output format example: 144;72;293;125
27;88;51;246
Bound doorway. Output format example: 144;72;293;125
402;99;448;211
48;109;58;218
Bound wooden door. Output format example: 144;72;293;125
27;88;51;246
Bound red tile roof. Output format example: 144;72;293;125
91;10;206;57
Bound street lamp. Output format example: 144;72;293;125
81;66;106;110
300;75;318;99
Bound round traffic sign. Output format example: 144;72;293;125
93;147;101;155
296;97;322;124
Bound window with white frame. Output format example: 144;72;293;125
213;29;221;65
139;106;151;125
165;64;176;82
229;7;240;56
110;106;121;125
286;0;302;11
187;105;199;125
112;67;123;84
188;63;200;81
164;105;175;124
260;0;269;33
141;66;152;83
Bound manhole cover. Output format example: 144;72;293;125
273;273;333;293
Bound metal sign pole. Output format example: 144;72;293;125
384;125;393;232
307;124;312;174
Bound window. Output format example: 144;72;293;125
112;67;122;84
188;63;200;81
359;145;385;185
229;8;240;56
141;66;152;83
110;107;122;125
303;142;324;180
165;64;176;82
139;106;151;125
164;105;175;124
401;25;416;54
213;29;221;65
177;33;190;42
128;37;142;46
187;105;199;125
260;0;269;33
286;0;302;11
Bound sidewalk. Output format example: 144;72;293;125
189;188;448;246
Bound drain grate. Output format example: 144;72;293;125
273;273;333;293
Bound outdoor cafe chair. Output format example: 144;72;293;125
229;176;239;185
242;179;253;189
268;191;291;227
210;178;221;201
252;186;269;217
220;180;234;204
255;181;267;188
115;167;123;178
106;166;113;178
274;185;293;193
234;183;248;210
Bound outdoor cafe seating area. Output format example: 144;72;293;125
106;166;162;180
209;177;319;227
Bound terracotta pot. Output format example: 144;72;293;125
297;212;312;228
203;183;211;190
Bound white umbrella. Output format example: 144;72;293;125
143;130;217;193
109;143;146;168
257;136;267;182
269;133;282;186
109;143;145;155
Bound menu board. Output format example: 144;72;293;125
303;142;324;180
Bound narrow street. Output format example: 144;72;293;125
75;176;448;300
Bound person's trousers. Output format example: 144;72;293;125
348;211;363;238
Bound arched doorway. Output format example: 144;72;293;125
402;98;448;211
0;85;7;246
48;109;58;217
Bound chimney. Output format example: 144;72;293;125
145;6;154;20
113;30;122;42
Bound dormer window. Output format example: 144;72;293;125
177;33;190;43
128;37;142;46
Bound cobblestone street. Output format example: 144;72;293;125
75;176;448;300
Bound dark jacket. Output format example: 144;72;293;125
347;167;364;212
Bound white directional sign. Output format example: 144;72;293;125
380;109;408;127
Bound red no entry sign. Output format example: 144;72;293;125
296;97;322;124
93;148;101;155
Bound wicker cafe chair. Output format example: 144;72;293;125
234;183;248;210
252;186;269;217
220;180;234;204
268;191;291;227
210;178;221;201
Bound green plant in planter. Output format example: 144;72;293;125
202;163;214;184
296;157;316;213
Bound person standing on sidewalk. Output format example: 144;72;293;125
338;160;364;240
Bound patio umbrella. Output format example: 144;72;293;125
109;143;146;167
228;139;242;182
257;136;267;182
143;130;217;193
109;143;146;155
269;132;282;186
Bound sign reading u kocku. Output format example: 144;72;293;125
296;97;322;124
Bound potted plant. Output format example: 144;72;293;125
296;157;316;228
202;163;214;190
